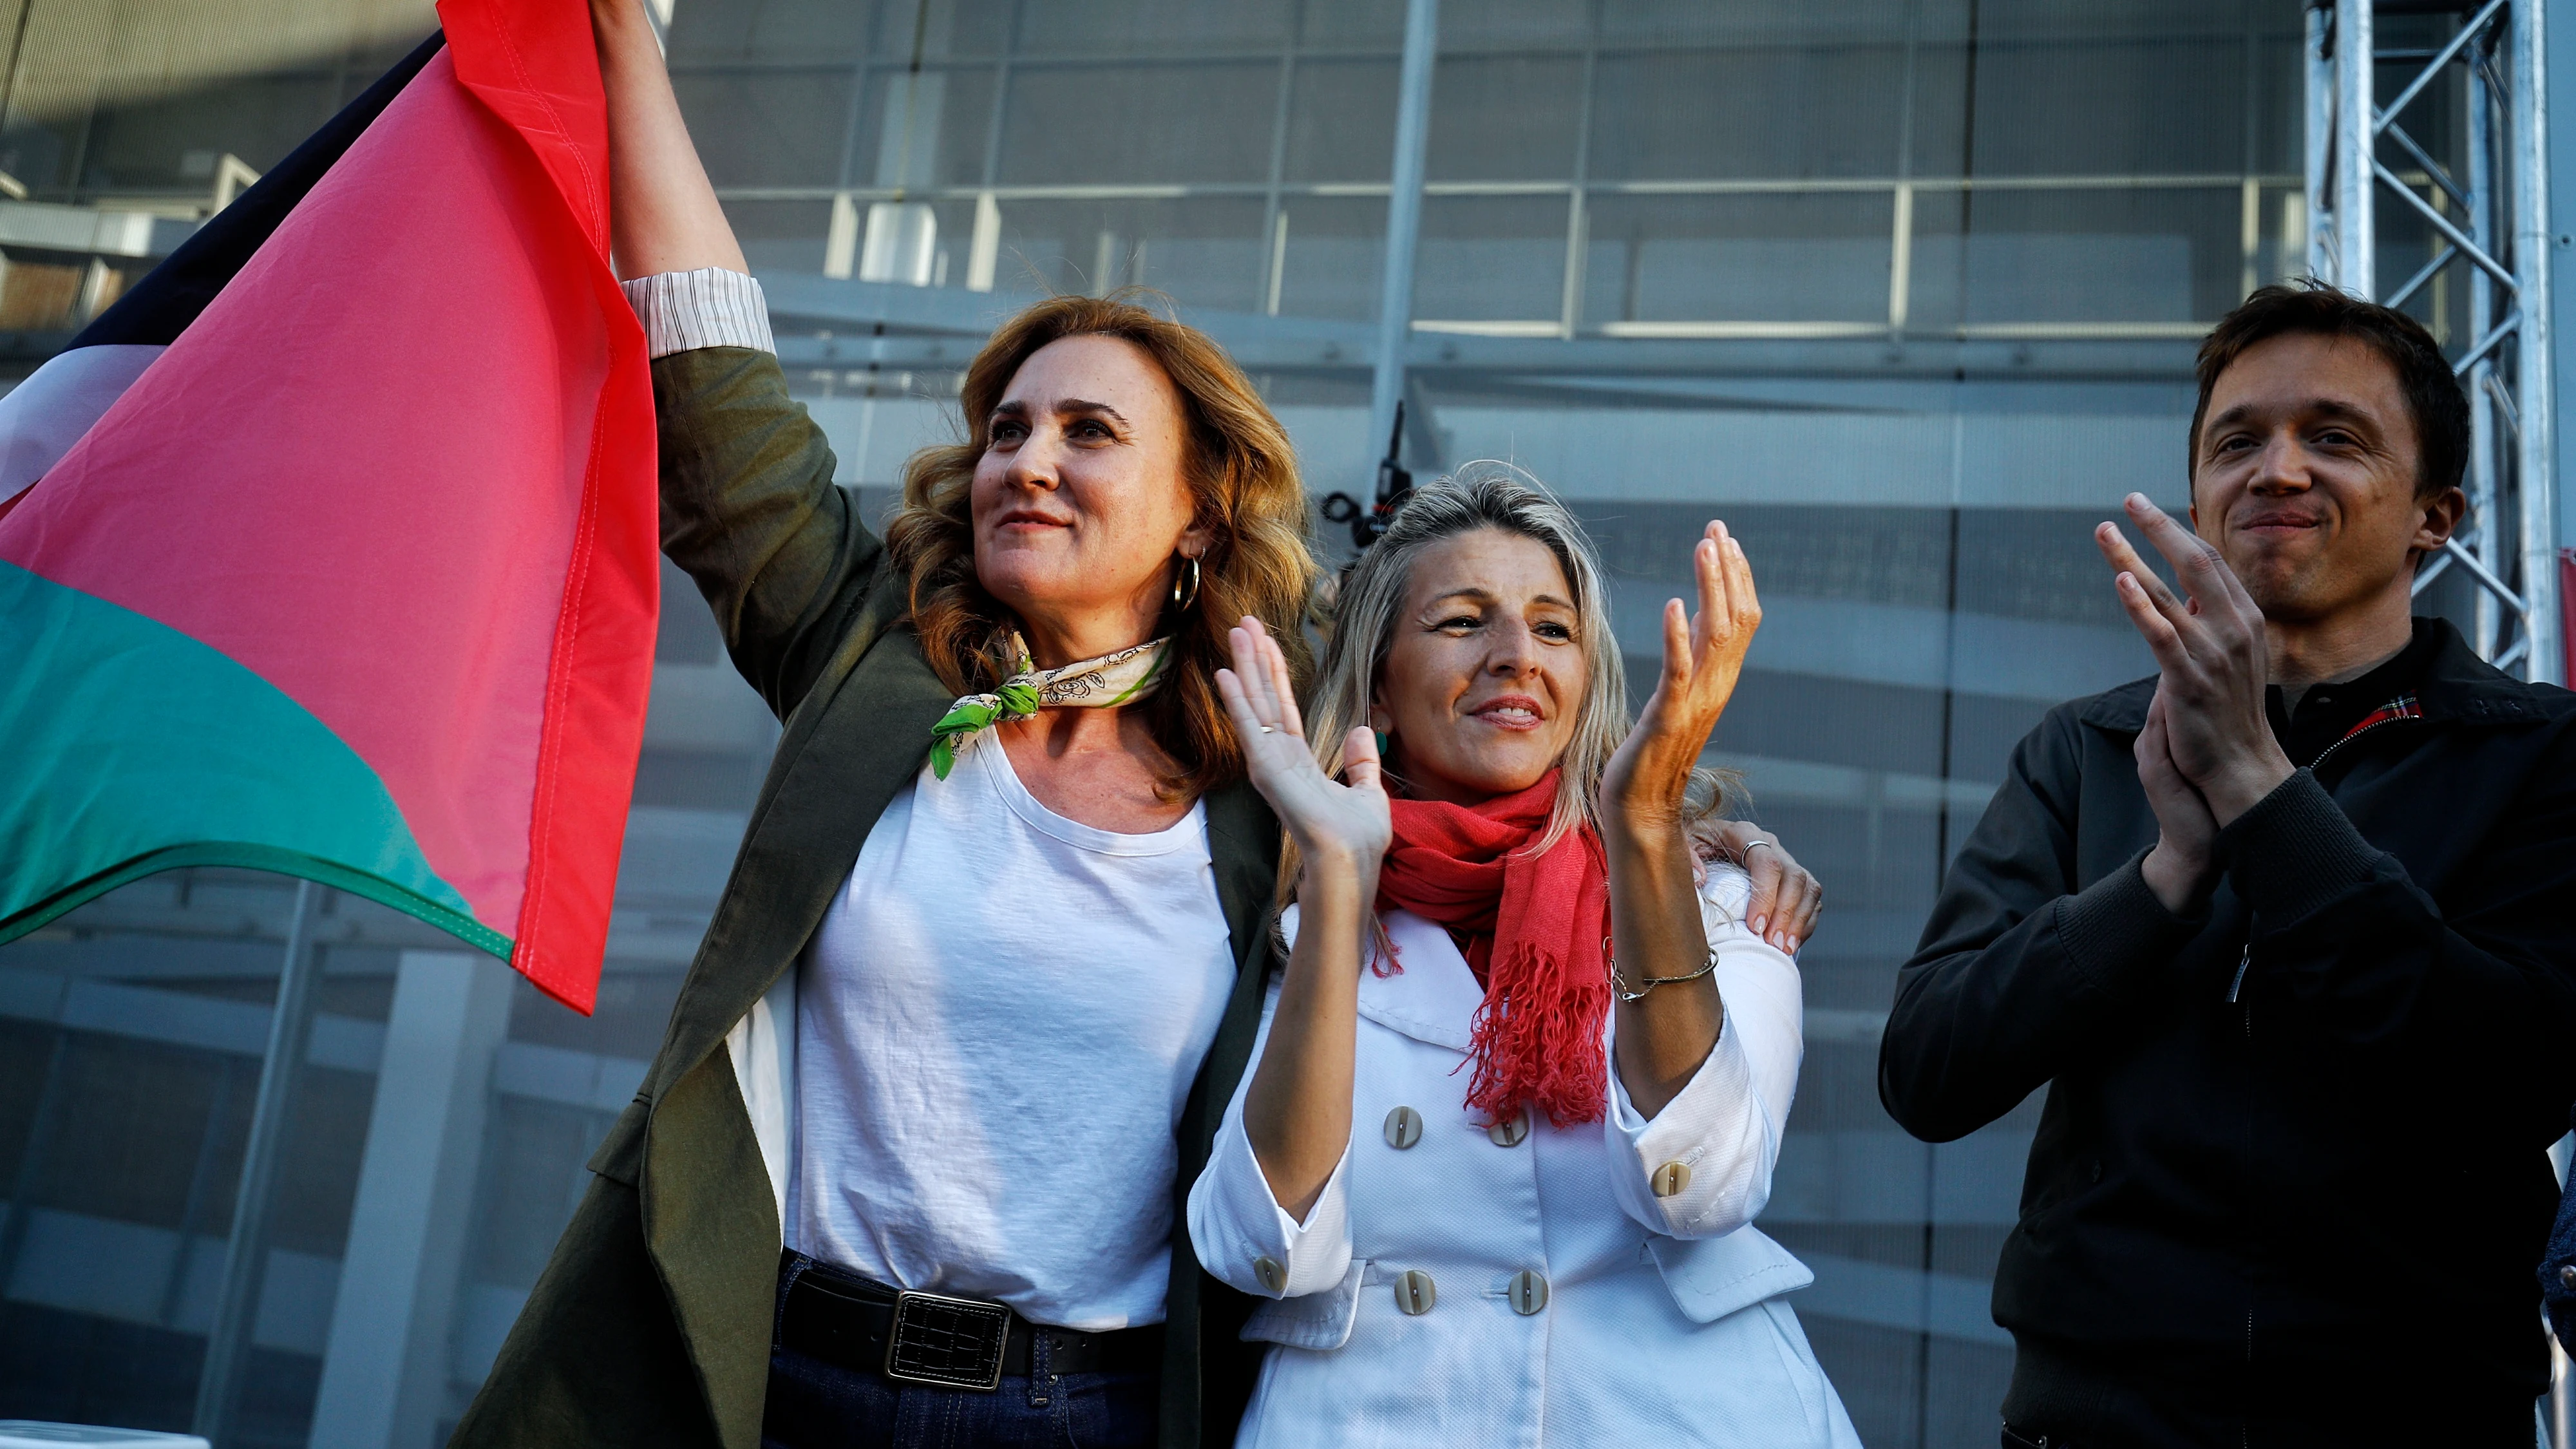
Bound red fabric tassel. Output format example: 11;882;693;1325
1375;771;1612;1127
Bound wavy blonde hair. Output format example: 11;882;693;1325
1293;462;1741;893
884;292;1318;800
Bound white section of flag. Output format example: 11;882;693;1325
0;343;166;507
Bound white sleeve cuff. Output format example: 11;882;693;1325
1186;1108;1356;1299
621;267;775;358
1604;868;1804;1240
1607;1012;1776;1238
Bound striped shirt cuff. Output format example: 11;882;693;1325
620;267;775;358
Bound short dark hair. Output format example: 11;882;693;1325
2188;281;2468;500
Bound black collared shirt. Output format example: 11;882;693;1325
2263;617;2442;768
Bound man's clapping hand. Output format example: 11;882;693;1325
2097;493;2294;911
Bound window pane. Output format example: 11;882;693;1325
1591;46;1907;181
674;72;853;189
1600;0;1913;46
1273;196;1386;319
1583;192;1893;327
1414;194;1567;324
666;0;876;64
1285;58;1397;183
998;62;1279;184
1015;0;1293;57
1968;38;2247;177
846;66;999;189
1908;185;2240;325
1439;0;1590;47
719;198;835;272
1299;0;1405;48
1426;54;1581;182
985;196;1267;310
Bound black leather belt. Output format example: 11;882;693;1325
777;1252;1164;1392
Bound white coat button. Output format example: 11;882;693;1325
1383;1105;1423;1150
1651;1160;1692;1198
1394;1269;1437;1315
1486;1112;1528;1148
1508;1269;1549;1315
1254;1256;1286;1294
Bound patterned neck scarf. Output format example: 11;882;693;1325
929;631;1170;779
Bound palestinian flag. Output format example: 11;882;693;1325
0;0;656;1012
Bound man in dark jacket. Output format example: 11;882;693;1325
1881;281;2576;1448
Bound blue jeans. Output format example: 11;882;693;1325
761;1254;1159;1449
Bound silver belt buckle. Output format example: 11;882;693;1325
884;1289;1012;1392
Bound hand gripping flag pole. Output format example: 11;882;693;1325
0;0;658;1014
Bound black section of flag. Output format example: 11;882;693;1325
72;31;448;349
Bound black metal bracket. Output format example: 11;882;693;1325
1320;399;1413;550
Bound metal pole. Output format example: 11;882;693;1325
2513;0;2562;683
1369;0;1437;475
2336;0;2376;296
2553;1335;2571;1449
2470;46;2502;656
2546;1134;2571;1448
193;880;324;1445
2307;3;2336;281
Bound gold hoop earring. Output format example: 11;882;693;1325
1171;554;1202;612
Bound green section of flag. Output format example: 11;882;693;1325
0;559;504;956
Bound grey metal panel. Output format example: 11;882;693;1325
309;951;515;1449
490;1040;650;1115
0;1203;339;1356
1794;1253;2011;1347
0;967;387;1072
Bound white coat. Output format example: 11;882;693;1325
1187;865;1862;1448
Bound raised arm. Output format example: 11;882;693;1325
591;0;886;716
1214;619;1390;1224
1596;521;1761;1118
591;0;744;278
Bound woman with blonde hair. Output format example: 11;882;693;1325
1192;466;1859;1445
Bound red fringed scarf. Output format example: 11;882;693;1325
1375;770;1612;1127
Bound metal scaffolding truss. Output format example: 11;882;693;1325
2307;0;2561;684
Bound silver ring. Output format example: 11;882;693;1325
1258;724;1277;734
1742;839;1774;855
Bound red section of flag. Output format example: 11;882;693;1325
2562;549;2575;687
443;0;658;1011
0;1;653;1012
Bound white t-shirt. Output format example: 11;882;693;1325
789;732;1236;1331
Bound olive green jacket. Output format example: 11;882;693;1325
450;348;1277;1449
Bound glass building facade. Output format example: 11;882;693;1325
0;1;2548;1446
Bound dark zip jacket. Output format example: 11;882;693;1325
1881;618;2576;1447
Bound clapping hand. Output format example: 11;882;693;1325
2130;684;2221;913
2096;494;2291;820
1214;617;1391;882
1602;521;1763;835
2096;493;2287;911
